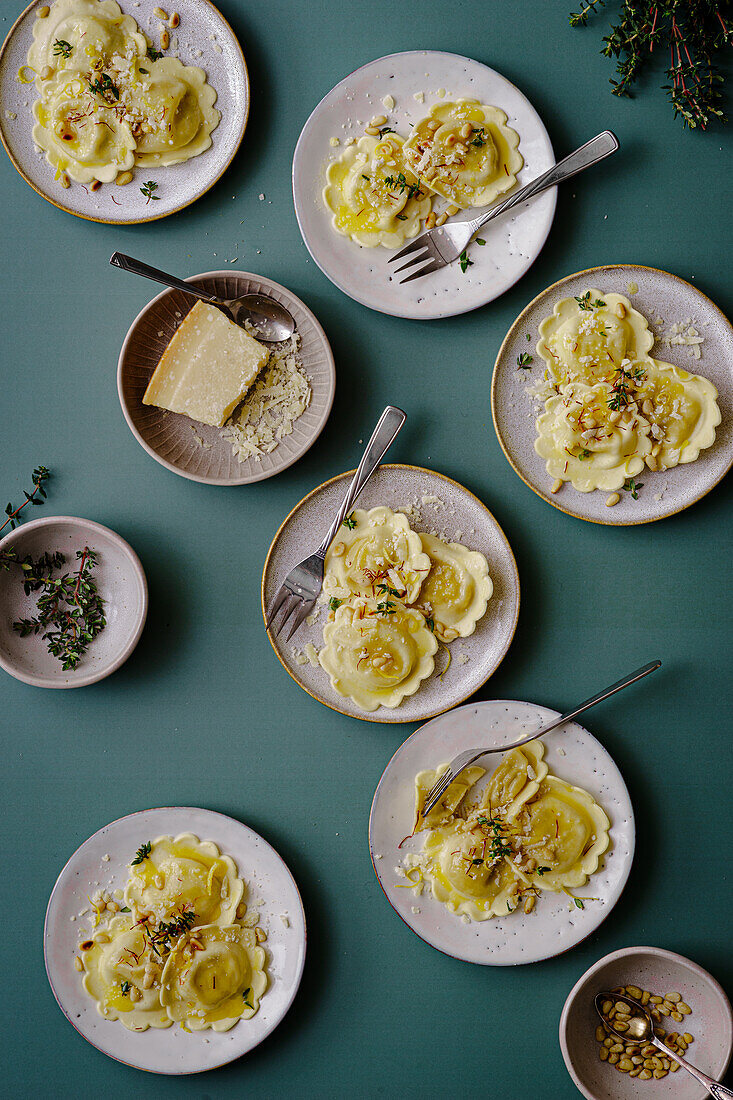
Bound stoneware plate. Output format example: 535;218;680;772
0;515;147;688
44;806;307;1075
292;50;555;320
369;700;635;964
492;265;733;525
560;945;733;1099
0;0;248;223
262;464;520;724
118;270;336;484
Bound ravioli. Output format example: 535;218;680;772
125;833;244;927
636;359;720;470
82;915;171;1031
27;0;219;186
417;533;492;641
537;291;654;387
406;740;610;921
318;596;437;712
324;507;430;605
535;379;652;492
160;924;267;1032
403;99;522;209
323;134;432;247
413;763;486;832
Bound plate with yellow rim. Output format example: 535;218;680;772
261;463;520;725
0;0;248;224
491;265;733;526
368;699;635;965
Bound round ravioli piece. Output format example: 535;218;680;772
402;98;522;209
422;820;522;919
537;291;654;386
318;596;437;712
32;69;136;183
81;915;171;1031
523;776;610;891
124;834;244;927
417;533;492;641
28;0;147;81
481;740;548;820
324;506;430;604
131;58;220;168
637;359;720;470
160;924;267;1031
323;134;432;248
535;380;652;492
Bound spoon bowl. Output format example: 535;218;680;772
595;991;653;1042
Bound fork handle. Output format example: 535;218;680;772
317;406;406;554
470;130;619;233
110;252;219;304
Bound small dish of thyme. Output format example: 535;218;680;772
0;510;147;689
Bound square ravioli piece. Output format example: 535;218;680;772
143;301;270;427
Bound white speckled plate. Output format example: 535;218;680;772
44;807;306;1075
262;464;520;724
492;265;733;525
369;700;635;965
0;0;248;223
118;270;336;484
292;50;555;319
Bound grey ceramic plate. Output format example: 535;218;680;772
118;270;336;484
0;515;147;688
44;807;307;1074
492;265;733;525
560;945;733;1099
369;700;635;964
261;464;520;724
292;50;555;320
0;0;248;223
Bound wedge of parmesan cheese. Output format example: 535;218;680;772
143;301;270;426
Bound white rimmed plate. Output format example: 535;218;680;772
118;270;335;485
0;0;248;224
261;464;520;724
492;265;733;525
369;699;635;964
292;50;555;320
44;807;306;1075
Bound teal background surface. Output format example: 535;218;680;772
1;0;732;1096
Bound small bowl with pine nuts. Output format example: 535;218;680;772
560;946;733;1099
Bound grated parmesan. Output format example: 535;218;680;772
658;320;704;360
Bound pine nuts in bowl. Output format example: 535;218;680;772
560;946;733;1099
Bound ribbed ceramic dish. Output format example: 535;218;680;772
261;464;520;724
492;265;733;525
369;700;635;965
0;0;249;223
118;271;336;484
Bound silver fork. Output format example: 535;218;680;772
420;659;660;817
389;130;619;284
265;405;406;641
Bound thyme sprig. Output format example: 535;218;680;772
574;291;606;311
517;352;534;369
146;46;164;61
469;127;488;147
145;910;196;957
607;363;646;410
383;172;424;200
624;476;643;498
88;73;119;102
140;180;160;203
328;597;343;612
1;466;50;536
569;0;732;129
459;249;473;273
53;39;73;58
131;841;152;866
342;513;357;530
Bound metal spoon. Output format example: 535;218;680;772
595;992;733;1097
109;252;296;342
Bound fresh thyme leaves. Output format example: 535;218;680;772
1;466;50;537
131;841;152;866
607;363;646;410
242;986;253;1009
573;896;585;909
569;0;732;129
328;597;343;612
426;616;435;632
11;547;106;671
139;67;149;75
342;513;357;530
516;352;533;369
361;174;370;181
376;583;401;598
396;214;407;220
120;906;131;913
145;910;196;957
383;172;423;200
88;73;119;101
574;291;606;311
376;600;397;615
578;449;591;460
469;127;488;147
475;237;486;245
53;39;73;58
140;180;160;203
459;250;473;273
536;866;551;876
120;980;130;995
378;126;396;136
623;476;643;499
147;46;164;61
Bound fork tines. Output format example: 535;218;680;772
388;233;445;284
265;588;314;642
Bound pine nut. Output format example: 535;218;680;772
657;1004;670;1015
106;900;119;912
142;971;154;989
523;894;536;914
445;134;457;147
459;122;472;139
678;1003;691;1014
116;170;133;186
683;1033;693;1044
641;991;650;1005
619;1058;633;1070
650;995;662;1004
615;302;626;318
95;932;110;943
59;172;70;189
610;1042;624;1053
614;1020;628;1032
666;992;681;1002
603;1037;613;1048
255;927;267;943
425;212;436;229
602;1000;613;1014
445;203;459;216
364;125;379;136
653;1070;667;1079
627;986;642;998
671;1010;682;1021
37;4;50;15
599;1046;608;1061
595;1025;606;1042
670;1061;679;1071
370;114;387;126
608;410;622;424
129;985;141;1002
169;12;180;27
160;29;170;49
80;940;94;951
74;956;84;972
605;493;620;507
551;478;563;494
639;1070;652;1079
154;6;168;16
644;454;657;470
629;1068;641;1077
608;1053;619;1065
435;212;447;226
41;65;54;80
89;180;102;192
631;1056;643;1065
